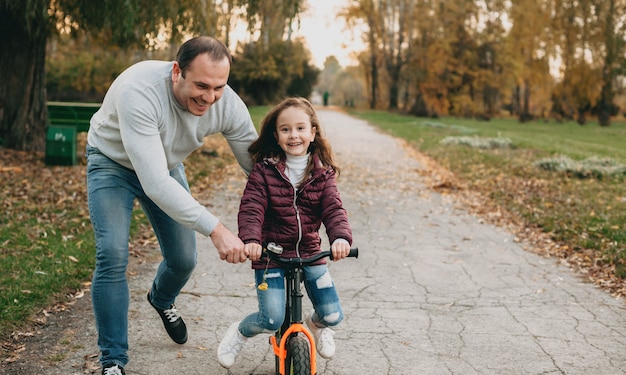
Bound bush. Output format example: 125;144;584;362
535;155;626;179
440;135;513;149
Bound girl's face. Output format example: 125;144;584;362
274;106;316;157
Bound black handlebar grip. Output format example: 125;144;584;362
328;247;359;260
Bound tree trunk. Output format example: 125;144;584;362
369;52;378;109
519;79;532;122
598;0;616;127
522;79;531;119
388;65;400;110
598;73;613;127
0;6;48;152
408;91;429;117
365;10;378;110
402;79;410;112
512;84;520;116
577;108;587;125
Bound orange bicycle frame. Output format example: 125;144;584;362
270;323;317;375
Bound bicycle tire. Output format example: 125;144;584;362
285;334;312;375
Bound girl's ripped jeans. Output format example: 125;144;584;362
238;264;343;337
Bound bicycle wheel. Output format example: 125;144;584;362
285;333;312;375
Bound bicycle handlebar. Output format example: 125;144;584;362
261;246;358;266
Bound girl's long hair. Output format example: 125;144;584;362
248;97;340;176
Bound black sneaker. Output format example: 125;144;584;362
147;290;188;344
102;363;125;375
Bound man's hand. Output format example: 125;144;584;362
210;223;248;263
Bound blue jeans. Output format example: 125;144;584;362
86;145;197;367
239;264;343;337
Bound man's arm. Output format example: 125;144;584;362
220;87;258;175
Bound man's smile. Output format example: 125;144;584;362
192;98;207;107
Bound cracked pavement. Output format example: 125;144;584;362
43;109;626;374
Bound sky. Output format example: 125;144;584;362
295;1;364;69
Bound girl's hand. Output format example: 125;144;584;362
246;243;263;261
331;241;350;261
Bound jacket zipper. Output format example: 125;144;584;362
294;178;316;257
276;162;316;258
293;189;302;257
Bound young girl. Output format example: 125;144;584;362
218;97;353;369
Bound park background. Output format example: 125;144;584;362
1;0;626;366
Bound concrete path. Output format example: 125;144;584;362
27;109;626;374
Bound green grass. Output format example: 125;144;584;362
0;206;94;334
351;112;626;163
439;117;626;163
0;201;148;338
349;110;626;282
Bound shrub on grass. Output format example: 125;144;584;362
535;155;626;179
440;135;513;149
421;121;476;134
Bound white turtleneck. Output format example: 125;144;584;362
285;154;310;188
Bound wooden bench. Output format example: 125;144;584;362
45;101;100;166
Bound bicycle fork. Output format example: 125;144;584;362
270;267;317;375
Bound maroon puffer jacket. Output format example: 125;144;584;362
238;155;352;269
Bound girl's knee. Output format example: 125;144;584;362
318;311;343;327
264;318;283;332
261;311;284;331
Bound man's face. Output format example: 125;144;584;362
171;54;230;116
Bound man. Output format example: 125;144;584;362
86;36;257;375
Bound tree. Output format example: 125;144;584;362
229;0;316;104
285;58;320;99
507;0;553;122
550;0;582;121
343;0;418;111
404;1;448;117
377;0;415;110
595;0;626;126
343;0;381;109
471;0;509;119
230;38;317;105
0;0;191;151
435;0;481;117
243;0;303;46
1;0;50;151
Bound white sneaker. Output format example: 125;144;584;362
217;321;247;368
102;364;125;375
306;315;336;359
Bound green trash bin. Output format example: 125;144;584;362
45;125;77;166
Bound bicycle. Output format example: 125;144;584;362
261;242;358;375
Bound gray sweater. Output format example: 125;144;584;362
88;60;257;237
